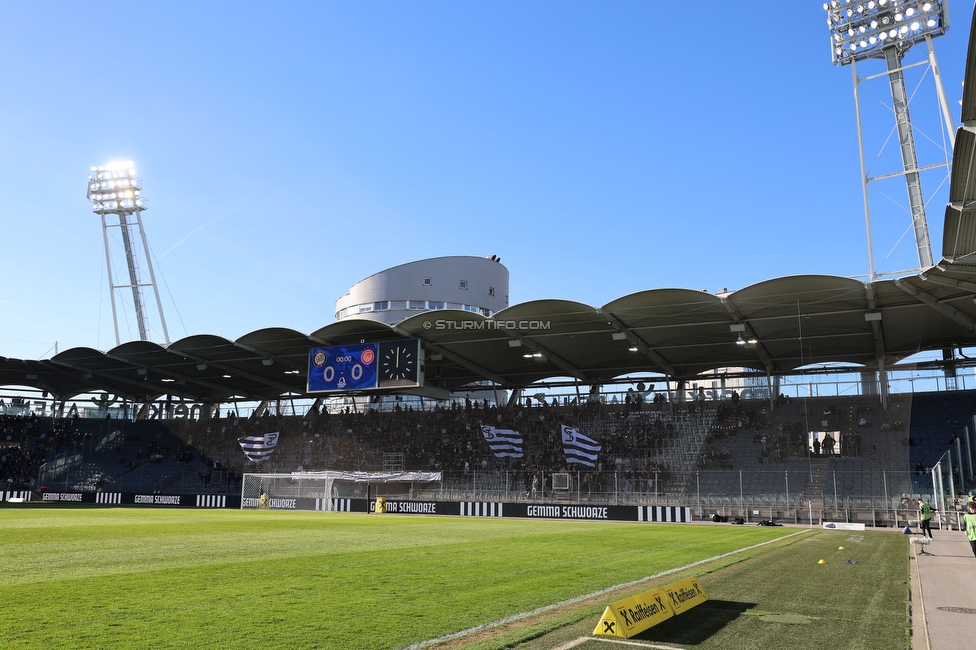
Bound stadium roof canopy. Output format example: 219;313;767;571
6;12;976;405
5;263;976;403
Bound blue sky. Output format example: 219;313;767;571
0;1;971;361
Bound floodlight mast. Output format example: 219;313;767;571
87;162;170;346
824;0;954;280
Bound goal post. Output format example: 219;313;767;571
241;470;442;512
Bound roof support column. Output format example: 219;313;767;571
879;359;889;411
249;400;269;421
863;284;888;410
199;401;214;421
305;397;323;418
507;388;522;409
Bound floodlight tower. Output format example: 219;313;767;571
87;162;170;346
824;0;955;280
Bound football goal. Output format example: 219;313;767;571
241;470;443;511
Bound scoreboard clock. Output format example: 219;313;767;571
306;339;423;393
378;339;422;388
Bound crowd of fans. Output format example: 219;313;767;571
162;397;683;496
0;414;97;490
2;391;902;497
4;393;840;496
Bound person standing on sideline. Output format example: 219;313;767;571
918;498;937;539
964;501;976;559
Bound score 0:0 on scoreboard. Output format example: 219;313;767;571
307;342;378;392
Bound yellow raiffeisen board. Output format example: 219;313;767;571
662;576;707;615
593;577;708;639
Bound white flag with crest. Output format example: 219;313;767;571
481;425;524;458
561;424;600;467
238;432;279;463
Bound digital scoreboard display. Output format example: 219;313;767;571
307;343;378;392
306;339;423;393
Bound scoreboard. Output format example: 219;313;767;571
307;342;378;392
307;339;423;393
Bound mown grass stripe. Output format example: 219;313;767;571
399;530;808;650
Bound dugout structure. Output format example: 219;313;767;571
241;470;442;511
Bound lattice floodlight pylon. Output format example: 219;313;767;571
241;471;443;511
87;161;170;345
823;0;954;278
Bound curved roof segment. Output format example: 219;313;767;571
943;9;976;259
7;15;976;404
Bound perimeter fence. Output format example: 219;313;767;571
402;467;940;526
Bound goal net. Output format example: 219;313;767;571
241;470;442;511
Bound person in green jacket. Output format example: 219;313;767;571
918;498;936;539
965;501;976;559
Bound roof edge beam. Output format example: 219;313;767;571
48;358;163;400
894;279;976;332
597;308;677;376
103;352;246;399
388;327;510;386
918;273;976;294
509;335;588;382
157;350;296;395
720;297;776;371
233;341;304;370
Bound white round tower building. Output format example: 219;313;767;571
335;255;509;325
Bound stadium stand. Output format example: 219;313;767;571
907;390;976;492
4;388;972;525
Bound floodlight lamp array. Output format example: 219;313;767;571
87;163;147;214
823;0;946;65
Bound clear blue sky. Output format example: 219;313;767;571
0;1;971;361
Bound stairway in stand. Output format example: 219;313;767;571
803;457;830;510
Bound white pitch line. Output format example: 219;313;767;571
910;541;931;650
397;530;807;650
553;636;685;649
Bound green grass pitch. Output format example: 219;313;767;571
0;507;909;649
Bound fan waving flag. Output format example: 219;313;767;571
481;425;524;458
238;432;279;462
561;424;601;467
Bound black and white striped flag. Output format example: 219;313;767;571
481;425;524;458
238;432;279;463
561;424;600;467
